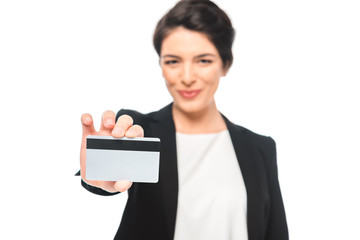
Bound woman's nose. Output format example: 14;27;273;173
181;63;196;86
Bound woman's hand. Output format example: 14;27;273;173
80;110;144;193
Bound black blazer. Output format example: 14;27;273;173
79;103;288;240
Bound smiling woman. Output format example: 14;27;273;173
77;0;288;239
160;27;227;133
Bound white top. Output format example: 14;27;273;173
173;130;248;240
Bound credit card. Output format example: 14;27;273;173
86;135;160;183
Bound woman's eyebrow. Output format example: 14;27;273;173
161;54;181;59
195;53;216;58
161;53;216;58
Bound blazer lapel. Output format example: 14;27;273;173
151;103;179;239
223;114;266;240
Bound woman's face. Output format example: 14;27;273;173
160;27;227;115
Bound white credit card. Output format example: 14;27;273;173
86;135;160;183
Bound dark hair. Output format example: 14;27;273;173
153;0;235;69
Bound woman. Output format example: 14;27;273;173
77;0;288;239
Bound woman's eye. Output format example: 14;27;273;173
165;60;179;65
199;59;212;64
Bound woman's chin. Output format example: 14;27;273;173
173;100;209;115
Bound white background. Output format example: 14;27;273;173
1;0;359;239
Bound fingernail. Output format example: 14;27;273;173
106;119;114;126
126;129;136;136
113;128;123;136
85;117;91;123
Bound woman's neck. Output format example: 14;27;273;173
172;100;227;134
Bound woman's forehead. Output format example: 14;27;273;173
161;27;219;57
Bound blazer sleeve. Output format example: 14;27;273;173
75;170;120;196
265;137;289;239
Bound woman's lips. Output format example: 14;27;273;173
178;90;201;99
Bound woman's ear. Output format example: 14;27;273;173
222;61;231;76
159;58;164;77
